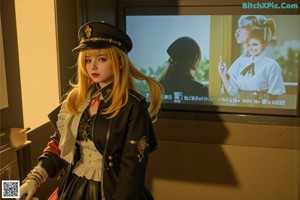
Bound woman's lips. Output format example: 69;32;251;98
92;73;99;78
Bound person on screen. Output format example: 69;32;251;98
159;37;208;102
218;20;286;100
18;21;164;200
227;15;276;77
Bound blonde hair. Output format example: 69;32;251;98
65;46;164;120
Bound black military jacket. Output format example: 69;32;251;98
39;83;158;200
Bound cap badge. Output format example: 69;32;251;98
85;25;92;38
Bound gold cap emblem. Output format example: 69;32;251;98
85;25;92;38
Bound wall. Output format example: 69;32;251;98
1;0;78;131
13;0;60;130
1;0;24;130
147;118;299;200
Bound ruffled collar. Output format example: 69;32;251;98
57;82;113;164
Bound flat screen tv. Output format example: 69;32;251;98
117;2;300;125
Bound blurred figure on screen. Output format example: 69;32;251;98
159;37;208;102
218;18;286;100
227;15;276;77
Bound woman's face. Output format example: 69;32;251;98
192;56;200;71
85;50;114;88
248;38;264;57
235;26;250;44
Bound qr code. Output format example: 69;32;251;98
2;180;20;198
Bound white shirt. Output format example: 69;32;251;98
73;139;103;181
227;53;286;97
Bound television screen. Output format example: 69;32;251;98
123;7;300;117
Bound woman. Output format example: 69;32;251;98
226;15;277;77
159;37;208;103
19;21;164;200
218;18;285;100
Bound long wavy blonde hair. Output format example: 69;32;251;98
65;46;164;120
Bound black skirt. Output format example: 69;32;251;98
59;172;101;200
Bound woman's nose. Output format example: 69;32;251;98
92;61;98;70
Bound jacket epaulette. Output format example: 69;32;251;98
129;89;145;101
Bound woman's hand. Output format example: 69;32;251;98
17;180;37;200
218;61;227;77
218;59;230;92
17;165;48;200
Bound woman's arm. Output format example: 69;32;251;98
18;104;67;200
218;61;230;91
18;134;66;200
267;61;286;95
115;100;154;200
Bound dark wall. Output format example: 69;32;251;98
55;0;80;98
78;0;117;25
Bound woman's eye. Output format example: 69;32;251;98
98;57;107;62
85;59;91;63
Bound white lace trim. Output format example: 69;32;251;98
73;140;103;181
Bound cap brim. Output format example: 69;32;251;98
72;42;112;53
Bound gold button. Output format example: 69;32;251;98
108;162;113;167
108;156;113;160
